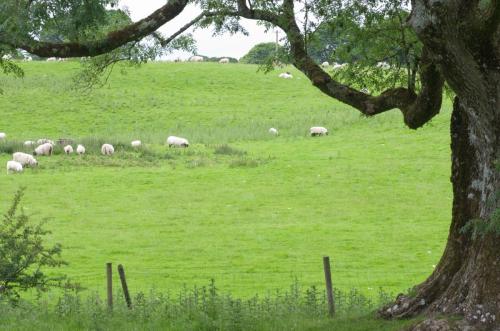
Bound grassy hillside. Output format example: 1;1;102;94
0;62;452;298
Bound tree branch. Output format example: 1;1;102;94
2;0;189;58
152;11;209;47
233;0;443;129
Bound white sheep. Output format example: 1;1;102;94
269;128;279;136
0;132;5;140
310;126;329;136
12;152;38;167
37;138;54;145
34;143;53;156
189;55;204;62
24;140;35;147
6;161;23;174
46;57;57;62
64;145;74;154
278;72;293;79
321;61;329;67
23;56;33;62
2;54;12;60
166;136;189;148
332;63;347;70
76;144;86;155
131;140;142;148
219;58;230;64
376;61;390;69
101;144;114;155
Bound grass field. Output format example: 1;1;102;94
0;62;452;300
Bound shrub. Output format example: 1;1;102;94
0;188;69;301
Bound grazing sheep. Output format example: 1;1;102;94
131;140;142;148
76;144;86;155
269;128;279;136
376;61;390;69
24;140;35;147
310;126;329;136
321;61;329;67
278;72;293;79
166;136;189;148
6;161;23;174
332;63;347;70
219;58;230;64
189;55;204;62
34;143;53;156
0;132;5;140
37;138;54;145
46;57;57;62
64;145;74;154
12;152;38;167
23;56;33;62
101;144;114;155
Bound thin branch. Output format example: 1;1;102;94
152;11;210;47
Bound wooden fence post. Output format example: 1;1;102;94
117;264;132;308
106;262;113;309
323;256;335;317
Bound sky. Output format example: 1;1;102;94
118;1;277;60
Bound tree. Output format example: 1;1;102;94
0;188;68;301
240;42;289;64
1;0;498;328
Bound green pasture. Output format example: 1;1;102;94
0;62;452;298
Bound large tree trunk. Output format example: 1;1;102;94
381;97;500;329
379;1;500;328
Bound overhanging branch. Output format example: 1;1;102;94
2;0;189;58
232;0;444;129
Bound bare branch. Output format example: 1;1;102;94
2;0;189;58
152;11;208;47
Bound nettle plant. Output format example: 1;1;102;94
0;188;69;302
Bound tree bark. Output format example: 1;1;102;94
381;97;499;329
377;2;500;328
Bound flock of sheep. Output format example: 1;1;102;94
2;134;192;174
2;127;328;174
4;53;391;71
188;56;230;63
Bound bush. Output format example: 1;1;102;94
0;188;69;301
